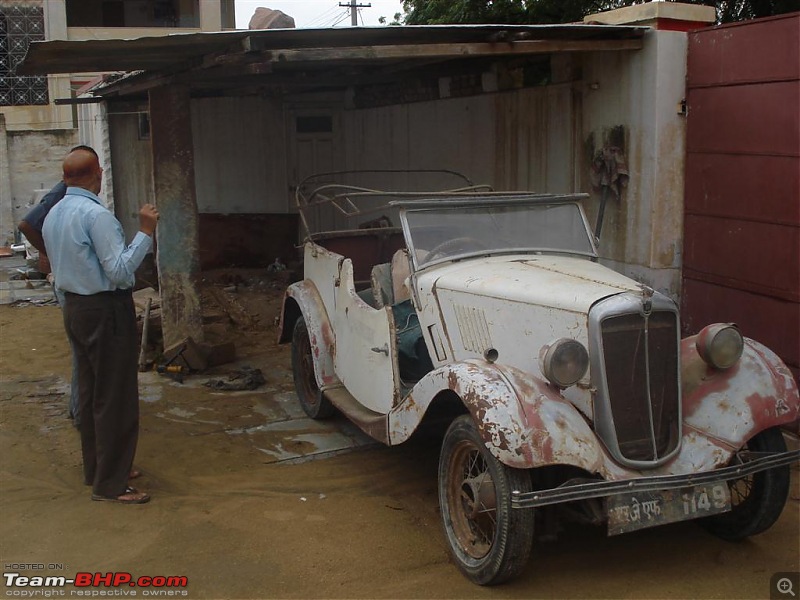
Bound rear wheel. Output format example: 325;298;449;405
291;317;334;419
438;415;534;585
701;427;790;540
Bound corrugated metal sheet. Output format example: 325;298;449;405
191;96;288;213
682;12;800;380
340;84;575;219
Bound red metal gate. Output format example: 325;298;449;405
682;12;800;381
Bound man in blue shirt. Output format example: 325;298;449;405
18;146;97;428
43;146;159;504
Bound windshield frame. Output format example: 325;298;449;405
394;195;598;272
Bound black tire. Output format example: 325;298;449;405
701;427;790;541
291;317;335;419
438;415;534;585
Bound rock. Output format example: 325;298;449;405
248;8;295;30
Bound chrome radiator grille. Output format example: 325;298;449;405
586;289;683;468
600;310;680;462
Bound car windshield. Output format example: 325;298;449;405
401;199;596;268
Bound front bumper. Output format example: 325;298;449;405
511;449;800;509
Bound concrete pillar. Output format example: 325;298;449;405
149;84;204;349
199;0;222;31
581;2;715;301
584;2;716;31
43;0;68;40
0;114;15;246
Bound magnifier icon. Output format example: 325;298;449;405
777;578;796;597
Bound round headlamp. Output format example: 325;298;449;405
696;323;743;370
539;338;589;388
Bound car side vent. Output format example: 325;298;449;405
453;304;493;353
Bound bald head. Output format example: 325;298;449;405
63;148;102;194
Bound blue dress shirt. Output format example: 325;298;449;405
42;187;153;295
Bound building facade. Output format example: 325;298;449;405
0;0;235;245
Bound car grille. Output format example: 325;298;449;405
600;311;680;462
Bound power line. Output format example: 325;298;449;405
338;0;371;26
306;5;342;28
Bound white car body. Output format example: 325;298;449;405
279;183;800;585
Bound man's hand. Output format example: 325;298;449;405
139;204;160;236
37;254;51;274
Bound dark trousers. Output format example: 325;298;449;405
64;290;139;497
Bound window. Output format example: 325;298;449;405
296;116;333;134
0;4;49;106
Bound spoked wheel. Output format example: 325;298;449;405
291;317;334;419
438;415;534;585
701;426;790;541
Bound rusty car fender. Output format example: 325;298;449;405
278;280;339;389
681;336;800;446
390;360;605;472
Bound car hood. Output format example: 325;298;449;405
429;255;642;312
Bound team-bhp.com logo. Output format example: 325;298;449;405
4;571;189;597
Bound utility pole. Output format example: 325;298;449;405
339;0;371;26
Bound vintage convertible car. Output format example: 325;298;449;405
278;171;800;585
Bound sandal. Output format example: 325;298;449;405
92;486;150;504
83;469;142;486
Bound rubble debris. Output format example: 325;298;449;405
203;366;266;391
207;286;258;329
164;336;209;372
10;297;58;307
267;258;286;272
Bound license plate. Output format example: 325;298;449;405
607;482;731;536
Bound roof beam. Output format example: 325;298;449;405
246;38;642;63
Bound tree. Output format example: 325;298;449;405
400;0;800;25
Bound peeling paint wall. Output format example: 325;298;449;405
581;30;688;300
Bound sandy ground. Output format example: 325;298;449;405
1;269;798;599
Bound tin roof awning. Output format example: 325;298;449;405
17;24;646;96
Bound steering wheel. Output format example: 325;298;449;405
426;237;489;261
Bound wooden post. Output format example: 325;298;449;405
149;84;204;349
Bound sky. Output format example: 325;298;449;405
234;0;406;28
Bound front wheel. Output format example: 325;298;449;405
701;426;790;541
291;317;334;419
438;415;534;585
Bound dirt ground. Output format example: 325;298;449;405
1;271;798;599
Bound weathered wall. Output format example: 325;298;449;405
108;109;154;241
78;101;114;210
0;114;13;245
341;84;576;196
191;96;289;213
1;125;77;243
582;30;688;300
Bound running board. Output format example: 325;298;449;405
324;386;389;445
